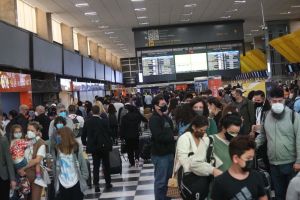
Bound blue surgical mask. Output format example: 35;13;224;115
55;135;62;145
58;111;67;118
27;131;36;139
14;132;23;139
56;123;64;129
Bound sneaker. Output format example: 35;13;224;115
95;186;100;193
105;184;113;189
34;177;47;188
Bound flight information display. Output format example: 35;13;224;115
224;51;240;69
142;55;175;76
207;52;224;71
175;53;208;73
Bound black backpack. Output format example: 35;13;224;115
72;116;83;138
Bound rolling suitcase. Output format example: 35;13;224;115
109;148;122;174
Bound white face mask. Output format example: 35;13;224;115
27;131;36;139
289;94;294;99
271;103;285;114
14;132;22;139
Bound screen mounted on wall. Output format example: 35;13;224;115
175;53;208;73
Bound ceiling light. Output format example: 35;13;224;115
131;0;144;2
139;22;149;25
122;49;128;51
137;16;148;19
134;8;146;11
226;9;238;13
251;29;259;32
91;19;99;23
117;43;124;46
109;36;118;39
220;16;231;19
105;31;114;34
183;12;193;16
180;19;190;22
99;25;109;29
280;11;291;14
84;12;97;16
234;0;246;3
184;4;197;8
291;5;300;8
75;3;89;7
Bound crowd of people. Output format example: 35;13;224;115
0;84;300;200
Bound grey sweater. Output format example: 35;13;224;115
256;107;300;165
286;172;300;200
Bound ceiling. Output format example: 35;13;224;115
24;0;300;58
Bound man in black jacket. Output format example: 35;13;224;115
34;105;51;141
6;105;29;137
149;95;175;200
81;105;112;193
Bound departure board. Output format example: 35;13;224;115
142;55;175;76
224;51;240;69
207;52;224;71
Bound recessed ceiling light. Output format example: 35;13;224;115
184;4;197;8
251;29;259;32
109;36;118;39
139;22;149;25
91;19;100;23
280;11;291;14
105;31;114;34
131;0;144;2
122;49;128;51
183;12;193;16
137;16;148;19
234;0;246;3
180;19;190;22
84;12;97;16
220;16;231;19
226;9;238;13
291;5;300;8
75;3;89;7
99;25;109;29
134;8;146;11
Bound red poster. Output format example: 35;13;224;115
208;77;222;97
0;71;32;92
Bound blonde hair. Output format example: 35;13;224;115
95;101;106;114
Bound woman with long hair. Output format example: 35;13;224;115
53;127;88;200
207;97;223;130
107;104;118;145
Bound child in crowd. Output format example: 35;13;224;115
9;124;45;187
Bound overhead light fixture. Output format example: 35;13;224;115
251;29;259;32
180;19;190;22
117;43;124;46
84;12;97;16
234;0;246;3
134;8;146;11
220;16;231;19
75;3;89;7
109;36;118;39
91;19;99;23
137;16;148;19
226;9;238;13
184;4;197;8
131;0;144;2
122;49;128;51
105;31;114;34
99;25;109;29
280;11;291;14
291;5;300;8
139;22;149;25
183;12;193;16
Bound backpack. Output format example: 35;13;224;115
72;116;83;138
118;106;128;125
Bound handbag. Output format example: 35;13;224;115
178;136;215;200
166;145;181;198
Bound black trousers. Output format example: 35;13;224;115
92;150;111;186
55;182;84;200
125;139;139;166
0;178;10;200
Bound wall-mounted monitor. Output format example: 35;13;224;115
33;36;63;74
223;50;240;70
82;57;95;79
96;63;105;80
111;70;116;83
0;22;30;70
207;52;224;71
105;66;112;81
175;53;208;73
63;50;82;77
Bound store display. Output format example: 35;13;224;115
175;53;208;73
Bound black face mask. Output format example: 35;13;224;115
225;132;236;142
241;159;254;172
231;96;236;102
218;91;223;97
254;102;264;108
159;105;168;113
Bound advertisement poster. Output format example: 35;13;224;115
194;77;208;94
0;71;31;92
208;76;222;97
242;80;266;97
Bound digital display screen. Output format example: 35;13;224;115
224;51;240;70
207;52;224;71
175;53;207;73
142;55;175;76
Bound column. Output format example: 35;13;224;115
35;8;52;41
61;23;73;50
89;40;98;60
77;33;88;57
0;0;17;25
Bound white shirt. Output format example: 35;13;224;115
144;95;153;105
58;152;78;188
113;102;124;119
68;114;84;128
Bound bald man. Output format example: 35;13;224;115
35;105;51;141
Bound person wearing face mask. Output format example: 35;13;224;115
34;105;51;141
292;89;300;113
218;87;232;105
190;97;218;135
17;121;47;200
207;97;223;130
176;115;223;200
212;113;242;172
149;95;175;200
230;88;256;135
48;103;74;141
211;136;267;200
256;87;300;200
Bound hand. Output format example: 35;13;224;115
293;163;300;172
249;131;256;139
212;168;223;177
18;168;26;177
10;181;17;190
